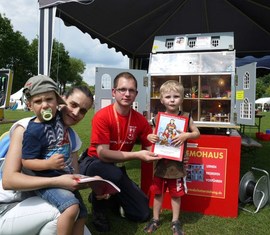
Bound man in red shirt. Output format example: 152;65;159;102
79;72;160;232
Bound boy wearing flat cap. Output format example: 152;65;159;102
22;75;87;235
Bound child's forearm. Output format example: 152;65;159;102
22;158;51;171
185;130;200;140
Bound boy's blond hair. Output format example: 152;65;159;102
160;80;184;99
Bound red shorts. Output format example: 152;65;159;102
150;176;185;197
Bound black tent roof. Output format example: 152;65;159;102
39;0;270;59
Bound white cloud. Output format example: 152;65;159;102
0;0;129;85
0;1;40;41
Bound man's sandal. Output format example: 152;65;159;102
143;218;161;233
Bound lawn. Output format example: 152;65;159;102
1;109;270;235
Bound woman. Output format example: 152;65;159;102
0;86;93;235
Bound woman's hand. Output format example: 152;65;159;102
73;175;113;200
55;174;80;191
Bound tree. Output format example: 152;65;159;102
256;79;265;99
89;85;95;95
49;40;88;94
1;14;88;94
0;13;35;92
28;38;38;75
256;73;270;98
30;38;86;93
67;57;85;86
265;86;270;97
50;40;70;93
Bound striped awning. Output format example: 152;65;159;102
38;0;94;76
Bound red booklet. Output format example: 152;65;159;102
151;112;189;162
75;175;120;195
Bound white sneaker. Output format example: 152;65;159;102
119;206;125;218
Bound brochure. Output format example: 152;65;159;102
75;175;120;195
152;112;189;161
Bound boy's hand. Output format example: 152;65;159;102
47;154;65;170
171;131;187;146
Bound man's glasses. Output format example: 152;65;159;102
115;88;138;95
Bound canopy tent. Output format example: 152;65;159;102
236;55;270;69
9;88;26;110
38;0;270;75
255;97;270;112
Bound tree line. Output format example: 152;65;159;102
0;13;94;94
256;72;270;99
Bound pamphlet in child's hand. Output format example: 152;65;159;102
75;175;120;195
152;112;189;162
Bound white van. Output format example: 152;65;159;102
255;97;270;112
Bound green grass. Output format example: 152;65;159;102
1;109;270;235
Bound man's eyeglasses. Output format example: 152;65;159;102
115;88;138;95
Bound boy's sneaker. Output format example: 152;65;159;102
171;220;184;235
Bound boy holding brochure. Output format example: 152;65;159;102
144;80;200;235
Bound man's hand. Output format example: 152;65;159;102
137;150;161;162
96;194;111;200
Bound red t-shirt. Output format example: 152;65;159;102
87;104;152;157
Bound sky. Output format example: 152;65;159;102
0;0;129;86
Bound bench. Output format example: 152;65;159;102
240;133;262;156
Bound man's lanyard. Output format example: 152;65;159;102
113;105;132;151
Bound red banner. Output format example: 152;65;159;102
186;147;227;198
